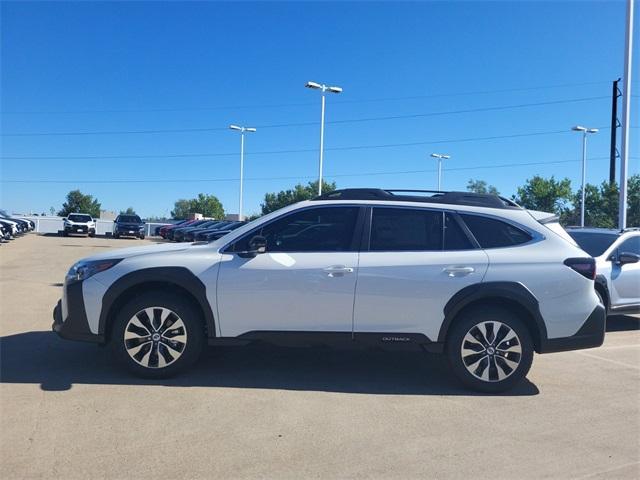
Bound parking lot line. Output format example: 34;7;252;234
574;350;640;370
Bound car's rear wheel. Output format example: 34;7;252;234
446;306;534;393
110;292;204;378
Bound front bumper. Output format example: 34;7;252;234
538;304;606;353
64;225;94;234
114;227;144;237
52;280;104;343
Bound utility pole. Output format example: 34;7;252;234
609;78;621;184
619;0;634;229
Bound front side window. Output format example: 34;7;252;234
460;214;532;249
370;208;443;251
617;236;640;255
232;207;359;253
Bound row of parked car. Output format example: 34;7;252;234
0;209;35;243
156;219;246;242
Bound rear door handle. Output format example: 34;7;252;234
444;266;475;277
324;265;354;277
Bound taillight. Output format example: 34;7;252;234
564;257;596;280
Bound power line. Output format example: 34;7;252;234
0;126;611;160
0;80;612;115
1;156;621;184
0;96;610;137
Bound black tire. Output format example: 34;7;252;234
110;291;205;378
446;306;534;393
113;233;119;239
139;234;145;240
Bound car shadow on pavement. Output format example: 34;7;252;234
0;331;539;396
606;314;639;332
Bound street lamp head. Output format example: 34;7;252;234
328;86;343;94
305;81;322;90
245;127;257;133
587;128;599;134
430;153;450;159
229;125;242;131
572;125;587;132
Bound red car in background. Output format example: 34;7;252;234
158;219;194;239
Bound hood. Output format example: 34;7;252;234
79;241;192;262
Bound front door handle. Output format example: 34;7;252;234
444;266;475;277
324;265;354;277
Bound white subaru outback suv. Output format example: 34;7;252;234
53;189;605;392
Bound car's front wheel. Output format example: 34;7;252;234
110;292;204;378
446;306;534;393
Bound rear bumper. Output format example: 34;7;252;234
538;304;606;353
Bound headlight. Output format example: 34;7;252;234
66;259;122;282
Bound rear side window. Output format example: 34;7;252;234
370;208;443;251
460;214;532;248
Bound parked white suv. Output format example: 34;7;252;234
567;228;640;316
53;189;605;392
63;213;96;237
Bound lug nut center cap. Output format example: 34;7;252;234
152;333;161;341
486;346;495;355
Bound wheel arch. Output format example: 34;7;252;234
438;282;548;353
594;274;610;313
99;267;216;342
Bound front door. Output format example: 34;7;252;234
216;206;362;337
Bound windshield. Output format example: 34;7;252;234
568;231;618;257
68;214;92;223
117;215;142;223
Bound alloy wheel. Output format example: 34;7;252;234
460;321;522;382
123;307;187;369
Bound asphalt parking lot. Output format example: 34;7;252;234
1;234;638;479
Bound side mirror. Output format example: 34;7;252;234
239;235;267;258
617;252;640;266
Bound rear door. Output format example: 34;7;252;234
353;207;488;341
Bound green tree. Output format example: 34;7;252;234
512;176;573;218
466;179;499;195
170;194;225;219
120;207;136;215
58;190;101;218
261;180;336;215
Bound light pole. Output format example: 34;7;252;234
229;125;256;221
572;126;598;227
430;153;451;191
305;81;343;195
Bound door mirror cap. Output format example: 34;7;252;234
239;235;267;258
617;251;640;265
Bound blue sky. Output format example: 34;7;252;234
1;1;638;218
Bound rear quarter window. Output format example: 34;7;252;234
460;214;532;248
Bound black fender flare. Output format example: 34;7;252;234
98;267;216;339
594;274;610;311
438;281;548;349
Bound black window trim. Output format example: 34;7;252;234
458;211;544;249
221;204;367;254
362;205;480;253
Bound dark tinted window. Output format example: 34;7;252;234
444;213;473;250
370;208;443;251
568;232;618;257
618;236;640;255
460;214;531;248
233;207;359;252
116;215;142;223
68;214;92;222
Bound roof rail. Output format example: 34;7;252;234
313;188;521;209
